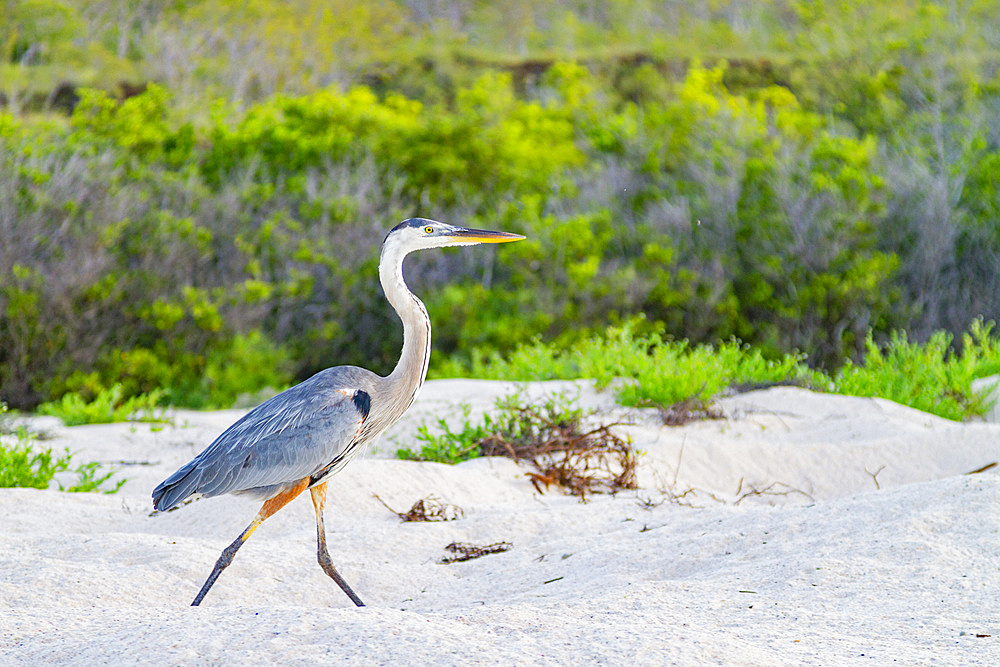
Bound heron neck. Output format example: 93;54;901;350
379;243;431;403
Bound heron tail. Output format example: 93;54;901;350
151;460;202;511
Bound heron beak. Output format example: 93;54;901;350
447;228;525;244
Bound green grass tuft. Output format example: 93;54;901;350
831;320;1000;421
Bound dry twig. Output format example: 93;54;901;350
148;496;197;516
648;444;726;508
734;478;814;505
865;464;887;489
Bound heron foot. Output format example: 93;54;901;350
191;531;248;606
316;547;365;607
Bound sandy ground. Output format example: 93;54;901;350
1;379;998;665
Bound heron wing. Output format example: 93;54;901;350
152;370;371;511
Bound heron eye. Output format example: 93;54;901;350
424;226;434;234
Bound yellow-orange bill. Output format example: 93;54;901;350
448;228;525;244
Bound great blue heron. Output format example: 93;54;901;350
151;218;524;606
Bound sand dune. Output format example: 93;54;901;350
1;380;998;665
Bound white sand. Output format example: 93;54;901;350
1;380;998;665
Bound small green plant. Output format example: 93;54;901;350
61;458;127;493
0;408;125;493
0;427;69;489
36;384;171;426
396;403;491;464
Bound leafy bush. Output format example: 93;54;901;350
436;321;820;405
5;4;1000;411
0;431;125;492
396;403;492;465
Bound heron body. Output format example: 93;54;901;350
152;218;523;606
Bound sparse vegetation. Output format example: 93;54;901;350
439;319;1000;421
397;392;637;499
0;403;125;492
396;392;586;464
396;403;492;465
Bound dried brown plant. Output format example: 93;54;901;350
477;398;638;501
374;494;464;522
439;541;513;564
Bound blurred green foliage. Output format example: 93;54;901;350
2;1;1000;415
36;384;169;426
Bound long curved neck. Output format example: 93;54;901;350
379;241;432;406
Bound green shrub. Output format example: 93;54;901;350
615;339;819;407
36;384;169;426
194;331;294;409
396;391;637;498
5;15;1000;412
832;319;1000;421
435;321;819;405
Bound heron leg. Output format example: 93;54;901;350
191;478;310;606
310;482;365;607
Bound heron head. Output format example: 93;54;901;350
384;218;525;251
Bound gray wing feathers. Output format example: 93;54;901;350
152;370;369;511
